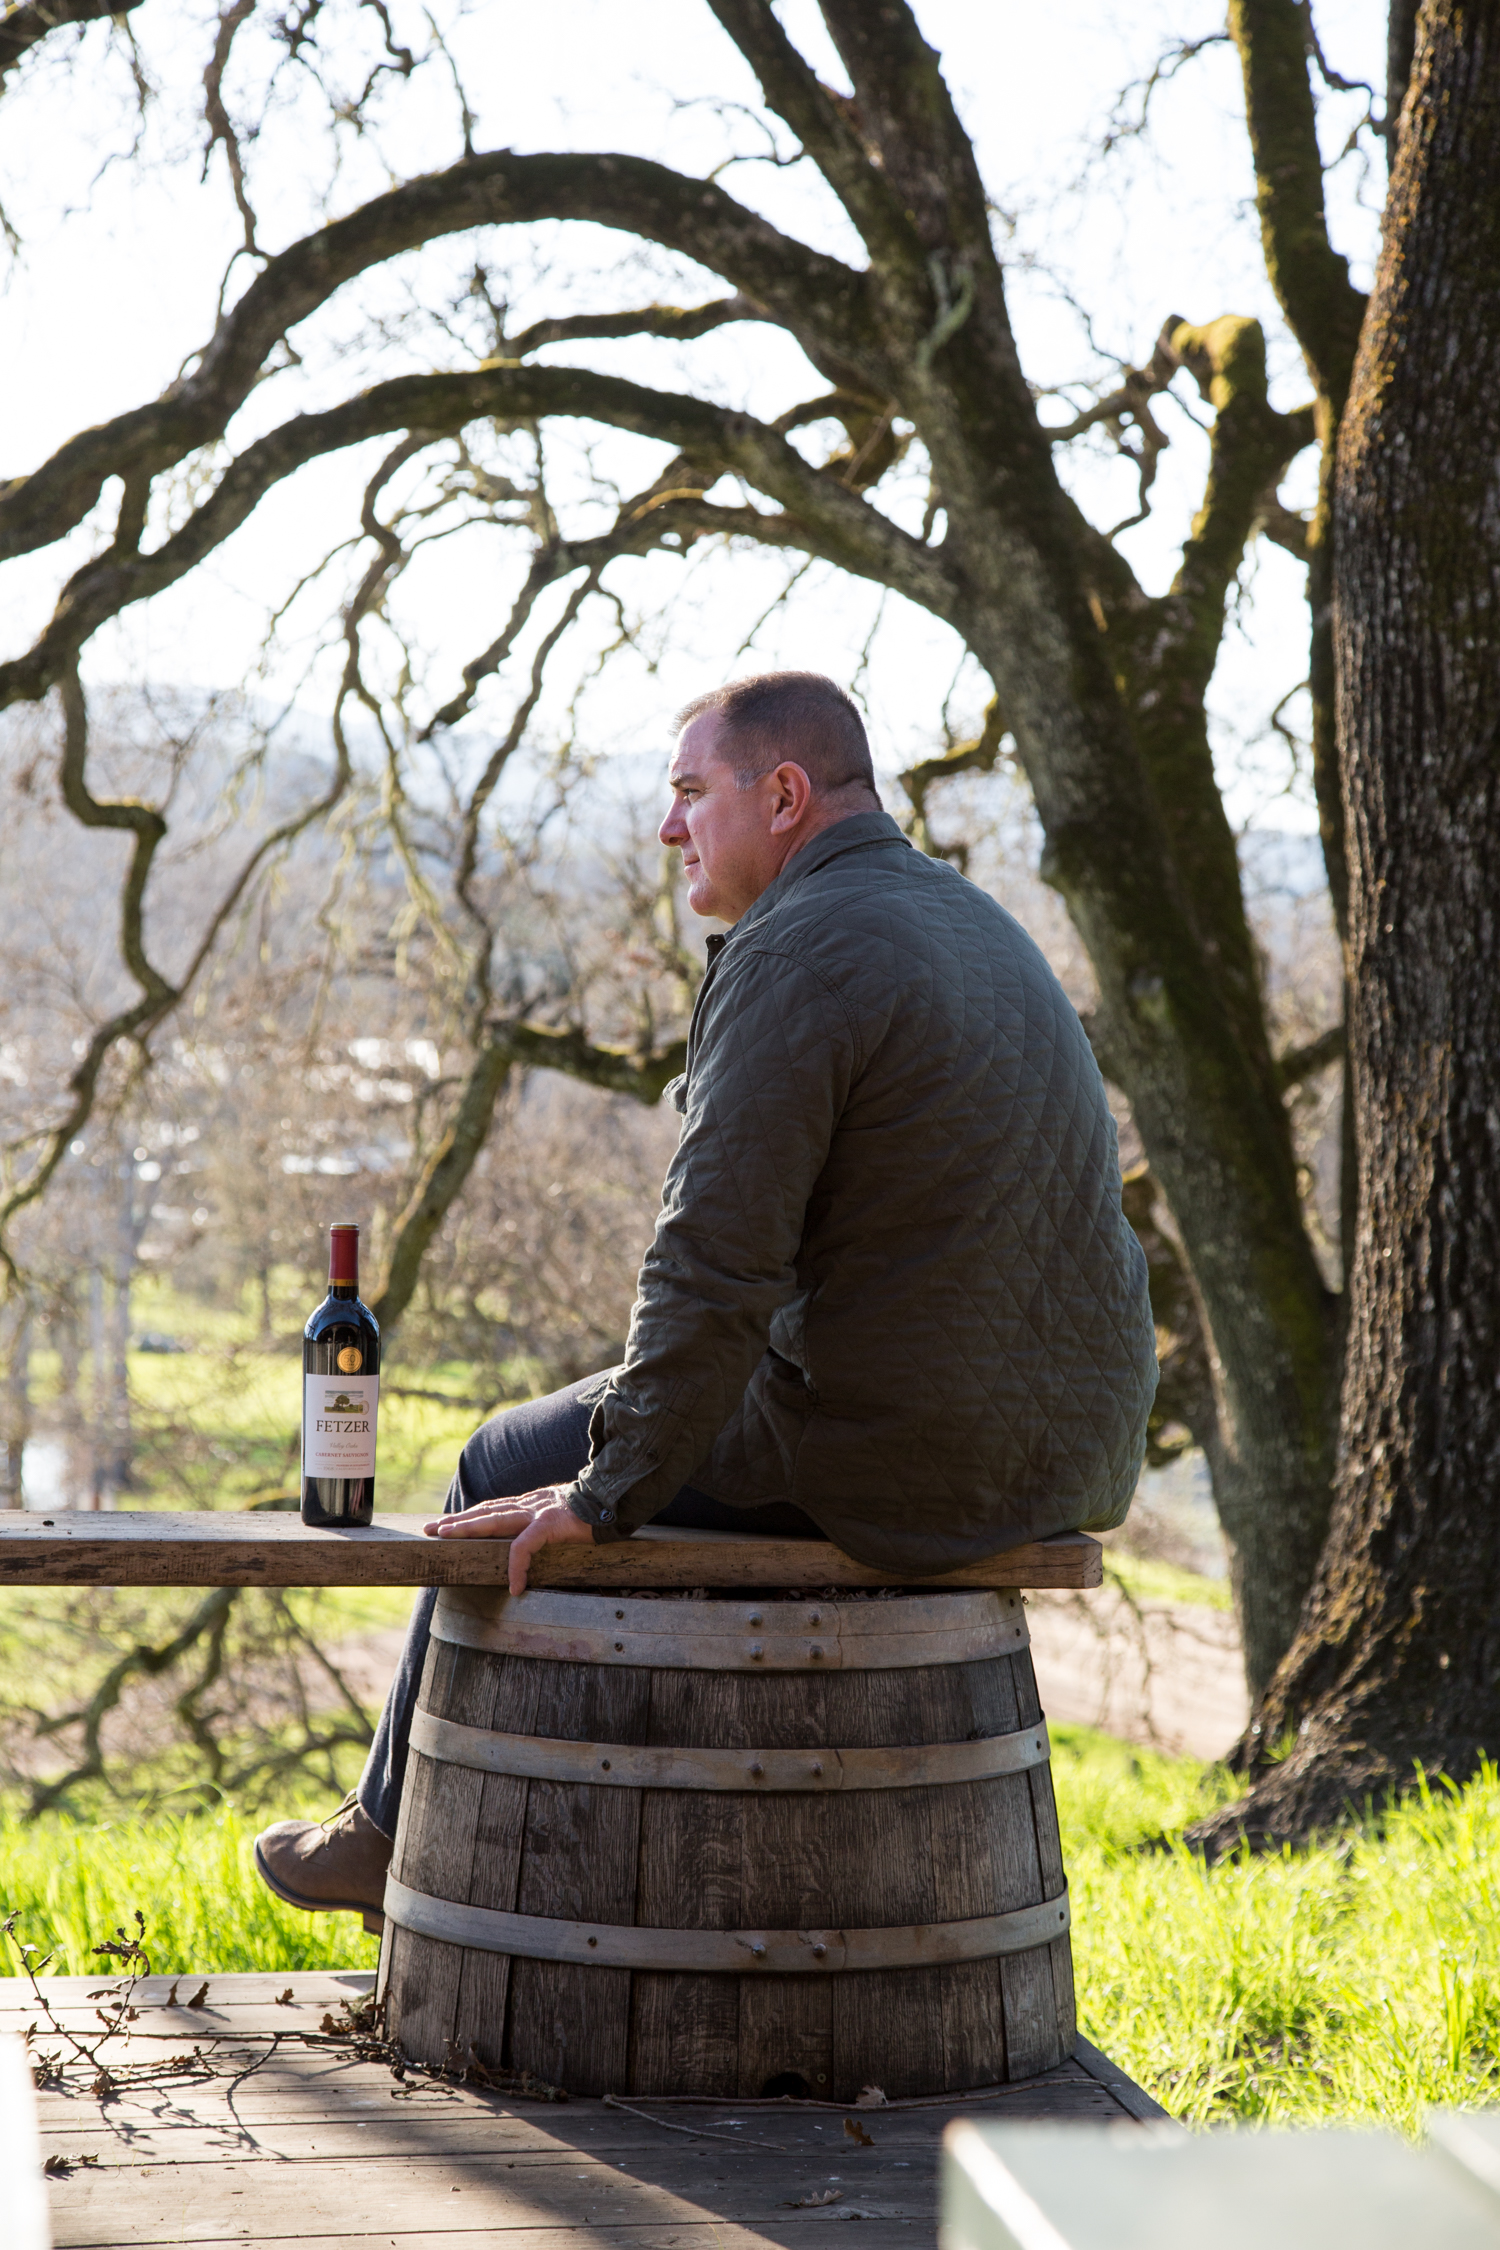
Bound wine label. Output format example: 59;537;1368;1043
303;1373;379;1479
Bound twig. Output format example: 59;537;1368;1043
602;2092;786;2151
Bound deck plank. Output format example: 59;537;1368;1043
11;1972;1149;2250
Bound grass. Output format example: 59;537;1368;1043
6;1729;1500;2131
1056;1726;1500;2132
0;1799;379;1980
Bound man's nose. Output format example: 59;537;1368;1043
659;802;686;846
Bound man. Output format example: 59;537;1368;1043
254;671;1156;1924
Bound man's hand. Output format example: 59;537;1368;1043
422;1487;597;1595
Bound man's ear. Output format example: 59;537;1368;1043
767;761;814;831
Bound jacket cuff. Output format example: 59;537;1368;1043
564;1484;635;1542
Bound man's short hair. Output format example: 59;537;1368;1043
675;671;876;794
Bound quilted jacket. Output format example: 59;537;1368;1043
565;809;1157;1573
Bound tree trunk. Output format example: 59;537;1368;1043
1194;0;1500;1846
1;1302;30;1507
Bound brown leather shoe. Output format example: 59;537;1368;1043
254;1792;392;1933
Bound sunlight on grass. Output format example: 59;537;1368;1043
1056;1728;1500;2132
0;1802;377;1978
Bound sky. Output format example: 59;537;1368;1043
0;0;1388;832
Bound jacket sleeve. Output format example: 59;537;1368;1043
564;943;859;1536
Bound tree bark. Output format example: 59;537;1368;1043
1194;0;1500;1847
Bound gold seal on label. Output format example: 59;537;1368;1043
337;1346;363;1374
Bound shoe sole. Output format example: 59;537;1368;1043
253;1840;386;1931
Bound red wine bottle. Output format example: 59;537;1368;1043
301;1223;381;1527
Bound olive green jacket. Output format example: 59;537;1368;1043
565;810;1156;1573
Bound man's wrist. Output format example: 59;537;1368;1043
565;1488;633;1544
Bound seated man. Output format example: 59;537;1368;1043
254;670;1156;1923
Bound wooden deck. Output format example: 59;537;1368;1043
6;1971;1166;2249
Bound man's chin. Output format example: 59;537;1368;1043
686;874;721;919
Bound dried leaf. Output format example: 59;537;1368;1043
854;2085;887;2108
185;1981;210;2010
843;2117;875;2147
164;1980;178;2008
276;1988;294;2006
785;2188;844;2207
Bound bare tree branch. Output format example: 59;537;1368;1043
0;662;351;1280
1276;1019;1344;1091
506;294;760;356
201;0;260;257
0;149;880;566
0;0;143;82
0;362;959;708
704;0;920;276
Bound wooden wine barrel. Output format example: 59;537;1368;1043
378;1584;1074;2099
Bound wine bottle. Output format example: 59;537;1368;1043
301;1223;381;1527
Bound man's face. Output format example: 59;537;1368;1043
660;712;787;922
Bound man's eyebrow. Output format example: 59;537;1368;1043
669;767;705;789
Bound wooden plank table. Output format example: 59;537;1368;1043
0;1514;1103;1590
7;1973;1167;2250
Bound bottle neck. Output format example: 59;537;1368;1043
327;1226;359;1298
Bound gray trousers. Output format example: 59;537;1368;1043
355;1371;823;1837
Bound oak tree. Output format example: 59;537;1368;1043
2;0;1378;1702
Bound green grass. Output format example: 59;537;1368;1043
0;1801;378;1980
1056;1726;1500;2131
1100;1549;1233;1610
6;1725;1500;2132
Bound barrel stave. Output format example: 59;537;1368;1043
384;1637;526;2069
737;1978;833;2100
504;1658;648;2094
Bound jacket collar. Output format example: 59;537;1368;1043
721;809;910;944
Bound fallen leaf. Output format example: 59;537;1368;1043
785;2188;844;2207
164;1980;178;2007
854;2086;887;2109
44;2155;70;2177
843;2118;875;2148
276;1988;295;2006
185;1981;210;2010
